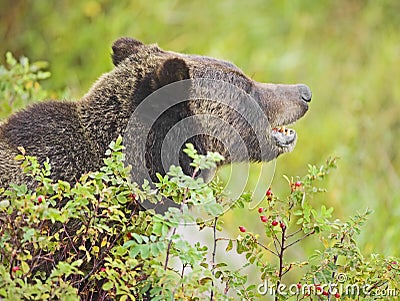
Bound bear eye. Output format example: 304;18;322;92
244;80;254;95
230;71;253;95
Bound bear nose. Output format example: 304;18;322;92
298;84;312;102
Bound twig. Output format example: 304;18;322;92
270;227;282;253
284;230;315;250
165;167;198;271
281;263;293;277
164;227;177;271
286;228;302;239
210;217;218;301
255;241;279;257
275;226;286;301
79;199;139;289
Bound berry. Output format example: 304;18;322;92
266;188;273;197
296;283;302;289
258;207;263;213
391;261;397;265
280;222;286;229
100;267;106;272
37;195;45;204
127;232;133;239
260;216;268;223
12;266;20;273
271;220;278;227
334;292;340;298
129;193;137;200
239;226;246;233
294;181;302;187
314;284;322;292
322;291;329;296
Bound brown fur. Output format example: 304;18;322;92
0;37;311;188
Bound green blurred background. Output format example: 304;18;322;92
1;0;399;278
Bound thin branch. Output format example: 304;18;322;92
286;228;302;239
210;217;218;301
284;230;315;250
255;241;279;257
275;226;286;301
63;223;79;254
79;199;139;289
215;237;278;257
281;263;293;277
270;227;282;253
164;167;195;271
164;227;177;271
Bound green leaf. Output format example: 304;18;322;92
140;245;150;259
120;295;128;301
131;232;143;243
129;245;141;258
123;240;138;248
199;277;212;285
6;52;17;66
102;281;114;291
203;202;223;217
113;246;127;256
226;240;233;252
22;228;35;242
21;261;30;274
152;221;163;236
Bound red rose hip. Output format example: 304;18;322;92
12;266;20;272
239;226;246;233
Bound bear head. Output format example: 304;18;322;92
110;37;311;182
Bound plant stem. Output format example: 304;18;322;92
284;230;315;250
286;228;302;239
328;232;346;301
210;216;218;301
255;241;278;256
165;168;197;272
275;226;286;301
164;227;177;271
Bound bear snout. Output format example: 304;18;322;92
298;84;312;102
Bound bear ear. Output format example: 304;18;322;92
153;58;190;88
112;37;144;66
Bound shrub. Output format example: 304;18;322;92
0;53;399;301
0;52;51;119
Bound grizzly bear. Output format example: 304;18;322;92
0;37;311;195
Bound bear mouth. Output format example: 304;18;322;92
271;125;297;148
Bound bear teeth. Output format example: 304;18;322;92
272;126;286;133
272;126;294;136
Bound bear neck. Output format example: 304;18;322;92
77;69;138;158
